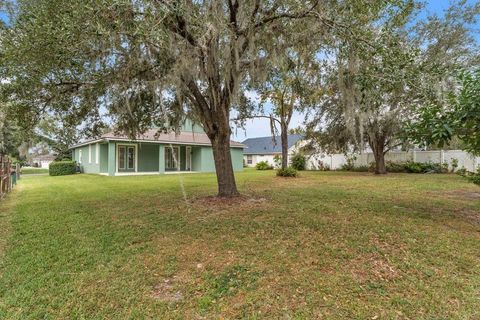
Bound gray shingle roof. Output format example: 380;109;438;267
242;134;303;154
70;130;244;149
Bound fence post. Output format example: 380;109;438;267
0;155;3;199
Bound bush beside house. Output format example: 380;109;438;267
256;161;273;170
290;153;306;171
49;161;77;176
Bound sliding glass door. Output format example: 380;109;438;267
165;146;180;171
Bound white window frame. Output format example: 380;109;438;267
96;143;100;164
165;146;180;170
78;149;83;164
116;143;138;173
88;144;92;163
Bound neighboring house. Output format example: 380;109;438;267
242;134;304;167
69;120;244;176
31;154;56;169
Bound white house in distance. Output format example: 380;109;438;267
242;134;303;167
31;154;56;168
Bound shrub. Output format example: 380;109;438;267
404;161;423;173
450;158;459;173
402;161;446;174
315;160;330;171
276;167;298;177
255;161;273;170
290;153;306;170
340;156;356;171
468;174;480;186
273;155;282;168
351;165;370;172
386;161;407;173
456;167;467;176
49;161;77;176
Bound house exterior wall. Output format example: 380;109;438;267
244;150;296;168
244;154;278;168
34;160;53;169
72;141;243;176
99;143;109;173
198;146;244;172
73;144;100;174
231;148;244;171
138;143;160;172
181;119;204;133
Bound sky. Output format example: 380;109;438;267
0;1;478;142
233;0;480;141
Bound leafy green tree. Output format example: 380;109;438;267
407;70;480;155
0;109;21;157
306;1;479;174
1;0;326;197
305;2;418;174
406;1;480;154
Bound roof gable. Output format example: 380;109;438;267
242;134;303;154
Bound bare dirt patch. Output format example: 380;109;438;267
455;208;480;225
151;278;183;302
348;252;400;283
191;195;270;216
432;190;480;201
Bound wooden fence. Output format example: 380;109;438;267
0;155;20;200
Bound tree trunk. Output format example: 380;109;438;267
210;129;240;197
373;148;387;174
281;123;289;169
368;132;387;175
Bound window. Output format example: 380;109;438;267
127;146;135;169
247;155;252;164
89;144;92;163
165;146;180;170
117;145;136;172
78;150;83;164
118;146;126;169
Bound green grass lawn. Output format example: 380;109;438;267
0;170;479;319
21;167;49;175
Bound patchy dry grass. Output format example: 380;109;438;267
0;170;479;319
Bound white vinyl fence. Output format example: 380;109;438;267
306;150;480;172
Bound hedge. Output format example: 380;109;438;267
49;161;77;176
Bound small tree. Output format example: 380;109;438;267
238;49;319;170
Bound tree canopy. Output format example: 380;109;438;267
0;0;332;196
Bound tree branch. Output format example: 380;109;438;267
231;114;282;126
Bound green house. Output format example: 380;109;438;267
70;121;244;176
